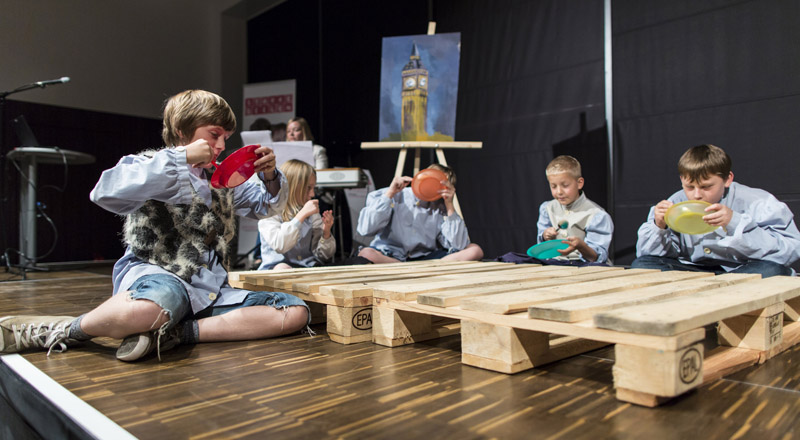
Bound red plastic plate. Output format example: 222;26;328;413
210;145;259;188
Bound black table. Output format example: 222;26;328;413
6;147;95;267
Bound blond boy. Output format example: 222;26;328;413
0;90;309;361
536;155;613;264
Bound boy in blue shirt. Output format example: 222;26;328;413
536;155;613;265
0;90;310;360
632;144;800;276
357;164;483;263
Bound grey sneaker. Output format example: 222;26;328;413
0;316;77;355
116;327;180;362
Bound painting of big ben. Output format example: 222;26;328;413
379;33;461;142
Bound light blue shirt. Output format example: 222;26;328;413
636;181;800;271
536;193;614;263
89;147;285;314
356;187;470;261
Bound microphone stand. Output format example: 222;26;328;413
0;81;62;279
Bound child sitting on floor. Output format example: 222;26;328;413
535;155;613;265
257;159;336;270
356;164;483;263
632;144;800;277
0;90;310;361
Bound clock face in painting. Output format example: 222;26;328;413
404;77;416;88
419;77;427;87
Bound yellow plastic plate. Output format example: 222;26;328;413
665;200;718;235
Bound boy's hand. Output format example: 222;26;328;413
253;145;277;176
185;139;215;168
321;210;334;238
558;236;582;255
653;200;673;229
385;176;412;198
439;180;455;201
557;236;599;262
703;203;733;228
298;199;320;222
542;227;558;241
439;180;456;215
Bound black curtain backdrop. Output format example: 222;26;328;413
249;0;800;264
248;0;606;260
7;0;797;265
436;0;607;259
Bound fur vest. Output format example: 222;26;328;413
122;158;236;281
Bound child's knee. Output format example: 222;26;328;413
358;247;378;260
469;244;484;260
285;306;309;333
127;297;170;330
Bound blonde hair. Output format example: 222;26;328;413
678;144;732;182
287;117;314;142
162;90;236;146
427;163;456;186
280;159;316;222
545;155;582;179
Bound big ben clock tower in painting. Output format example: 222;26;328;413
401;43;429;140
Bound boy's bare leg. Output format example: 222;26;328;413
358;247;401;264
441;243;484;262
80;292;168;339
81;292;307;341
197;305;308;342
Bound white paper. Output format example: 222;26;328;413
239;132;314;168
271;141;315;168
240;130;272;147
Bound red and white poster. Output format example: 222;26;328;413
242;79;296;130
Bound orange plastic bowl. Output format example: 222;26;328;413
411;168;447;202
210;145;259;188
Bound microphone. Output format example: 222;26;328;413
35;77;70;87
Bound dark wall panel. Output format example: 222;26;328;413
412;0;606;258
247;0;321;137
1;100;162;265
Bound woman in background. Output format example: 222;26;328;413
287;117;328;169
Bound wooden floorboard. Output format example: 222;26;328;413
2;268;800;439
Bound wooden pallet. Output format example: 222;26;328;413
230;263;652;344
368;267;800;406
229;261;525;343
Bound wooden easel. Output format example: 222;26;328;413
361;22;483;218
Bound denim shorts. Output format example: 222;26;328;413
370;247;453;261
407;249;452;261
128;274;311;330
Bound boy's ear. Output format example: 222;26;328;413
724;171;734;188
577;177;585;190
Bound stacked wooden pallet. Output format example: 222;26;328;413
230;262;800;406
367;265;800;406
228;261;522;343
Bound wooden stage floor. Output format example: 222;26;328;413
2;268;800;439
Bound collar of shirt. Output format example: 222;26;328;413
189;166;213;207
